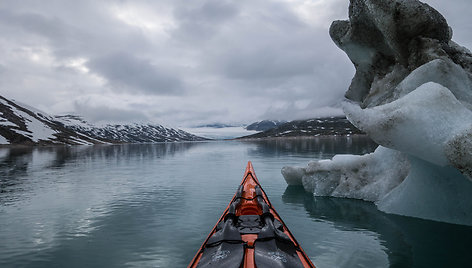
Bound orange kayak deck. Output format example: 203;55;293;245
188;162;315;268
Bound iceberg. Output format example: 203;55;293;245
282;146;409;202
283;0;472;225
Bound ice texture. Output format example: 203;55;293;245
282;146;409;202
377;156;472;226
343;82;472;167
283;0;472;225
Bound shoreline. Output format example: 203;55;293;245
233;133;372;141
0;134;375;148
0;134;372;149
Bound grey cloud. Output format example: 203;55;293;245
0;3;153;59
0;9;70;42
171;0;239;43
218;45;318;80
190;1;331;82
174;0;239;23
151;105;239;127
0;0;470;126
261;103;344;122
425;0;472;49
87;52;184;95
74;102;149;123
153;107;229;122
0;8;91;58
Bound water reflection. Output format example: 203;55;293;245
0;148;36;204
0;143;201;205
0;148;33;178
2;139;468;268
243;136;378;158
13;187;188;268
283;186;472;267
0;142;207;267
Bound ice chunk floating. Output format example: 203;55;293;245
282;146;409;202
284;0;472;226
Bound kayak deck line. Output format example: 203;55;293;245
189;161;315;268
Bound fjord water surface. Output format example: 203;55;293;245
0;138;471;267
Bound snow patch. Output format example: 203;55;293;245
11;100;55;121
0;135;9;144
11;106;57;142
0;119;16;127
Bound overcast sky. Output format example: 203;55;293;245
0;0;471;127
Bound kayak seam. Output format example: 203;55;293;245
188;163;316;268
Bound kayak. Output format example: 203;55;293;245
188;162;315;268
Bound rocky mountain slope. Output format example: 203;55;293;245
56;115;206;144
239;117;364;139
245;120;286;131
0;96;206;145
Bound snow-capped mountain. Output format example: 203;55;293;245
245;120;287;131
0;96;107;145
56;115;206;143
239;117;364;139
0;96;206;145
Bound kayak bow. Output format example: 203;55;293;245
189;161;315;268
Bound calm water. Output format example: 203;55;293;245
0;137;471;268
